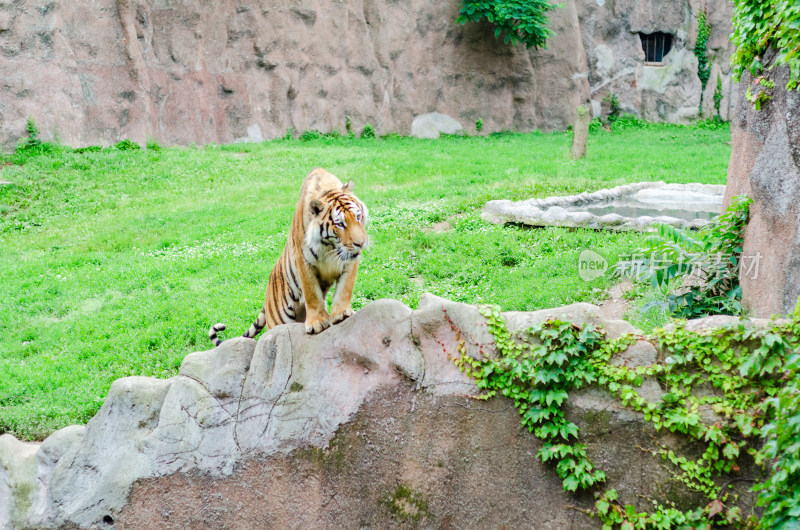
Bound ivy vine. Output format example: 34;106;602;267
732;0;800;95
456;0;554;49
695;10;712;115
450;300;800;528
713;74;724;117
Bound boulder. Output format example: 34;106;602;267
0;296;759;528
724;60;800;316
410;112;464;139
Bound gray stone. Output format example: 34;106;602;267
410;112;464;139
612;340;658;368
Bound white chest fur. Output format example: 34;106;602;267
314;249;347;281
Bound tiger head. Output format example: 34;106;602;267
307;180;368;262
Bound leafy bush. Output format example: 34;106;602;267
345;116;353;136
360;124;376;139
475;118;483;133
695;116;727;130
21;118;41;150
300;129;322;141
74;146;103;154
113;139;141;151
615;196;751;318
612;113;647;130
456;0;553;49
146;139;162;151
602;93;621;125
755;307;800;528
12;118;63;164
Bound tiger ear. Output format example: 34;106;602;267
310;199;323;216
342;180;354;192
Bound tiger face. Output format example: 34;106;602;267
305;182;369;266
330;200;368;261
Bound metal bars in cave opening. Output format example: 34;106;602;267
639;32;673;64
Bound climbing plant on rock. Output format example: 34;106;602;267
451;301;800;528
732;0;800;99
694;10;712;114
456;0;553;49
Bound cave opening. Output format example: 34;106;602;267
639;32;673;64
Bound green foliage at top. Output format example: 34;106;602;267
456;0;553;49
731;0;800;91
455;298;800;528
616;196;751;318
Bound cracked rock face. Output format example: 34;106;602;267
0;295;757;528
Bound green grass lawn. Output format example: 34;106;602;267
0;123;730;440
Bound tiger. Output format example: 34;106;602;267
209;168;368;346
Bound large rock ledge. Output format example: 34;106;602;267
0;295;758;528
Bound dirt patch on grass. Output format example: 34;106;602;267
599;280;633;320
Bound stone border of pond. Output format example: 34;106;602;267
481;181;726;231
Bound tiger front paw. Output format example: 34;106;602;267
331;308;354;324
305;316;332;334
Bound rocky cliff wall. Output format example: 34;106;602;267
0;0;589;149
577;0;736;123
0;0;733;150
724;61;800;317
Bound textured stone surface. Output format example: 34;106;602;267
724;60;800;317
0;0;590;150
410;112;464;139
0;0;734;150
0;296;761;528
577;0;736;123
